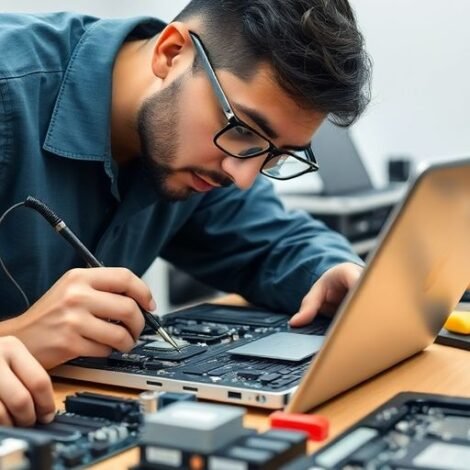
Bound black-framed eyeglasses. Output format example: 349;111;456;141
189;32;320;180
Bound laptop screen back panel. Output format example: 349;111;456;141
288;159;470;413
312;121;373;195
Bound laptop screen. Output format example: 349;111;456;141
312;121;373;195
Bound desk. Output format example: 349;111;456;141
51;300;470;469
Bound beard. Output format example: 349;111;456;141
137;74;232;202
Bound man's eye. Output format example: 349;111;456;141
234;126;255;138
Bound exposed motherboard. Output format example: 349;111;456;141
285;392;470;470
60;304;331;404
0;392;142;469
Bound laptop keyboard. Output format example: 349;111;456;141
69;304;330;392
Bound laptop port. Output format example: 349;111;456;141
228;391;242;400
146;381;163;387
183;386;198;392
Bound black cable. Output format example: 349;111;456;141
0;196;89;311
0;196;73;311
0;201;30;309
0;197;64;311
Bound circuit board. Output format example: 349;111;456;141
0;392;142;469
56;304;331;407
284;392;470;470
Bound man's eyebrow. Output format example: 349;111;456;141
233;103;312;151
234;103;279;139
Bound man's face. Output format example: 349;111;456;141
137;62;324;201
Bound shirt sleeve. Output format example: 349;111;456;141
161;176;363;314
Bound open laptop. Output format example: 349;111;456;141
312;120;378;196
52;158;470;412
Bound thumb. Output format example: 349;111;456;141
289;280;326;327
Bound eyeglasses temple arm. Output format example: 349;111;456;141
189;32;235;120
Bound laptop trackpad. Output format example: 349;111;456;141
228;333;324;362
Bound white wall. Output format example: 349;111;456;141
351;0;470;185
0;0;187;21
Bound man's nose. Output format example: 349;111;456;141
221;155;263;190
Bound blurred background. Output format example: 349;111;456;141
2;0;469;310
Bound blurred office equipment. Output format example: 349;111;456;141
280;121;407;258
388;156;413;183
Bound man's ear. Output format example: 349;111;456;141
151;22;193;80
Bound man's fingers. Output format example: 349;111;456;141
0;401;13;426
325;288;347;305
79;314;138;352
9;342;55;424
87;291;145;341
289;280;326;327
0;365;37;426
342;265;362;286
84;268;156;311
290;263;363;327
71;337;113;359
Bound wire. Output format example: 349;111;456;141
0;201;30;310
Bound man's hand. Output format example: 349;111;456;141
0;336;55;426
0;267;154;369
289;262;363;327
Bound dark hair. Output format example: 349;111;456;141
175;0;371;126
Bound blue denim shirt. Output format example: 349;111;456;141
0;12;361;318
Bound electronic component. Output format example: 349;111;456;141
141;344;206;361
139;391;159;414
142;402;245;453
270;411;329;441
286;392;470;469
0;427;53;469
143;338;190;350
133;401;308;469
210;430;307;470
157;392;197;410
0;437;33;469
171;323;233;344
0;392;143;469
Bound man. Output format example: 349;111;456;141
0;0;371;374
0;336;55;426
